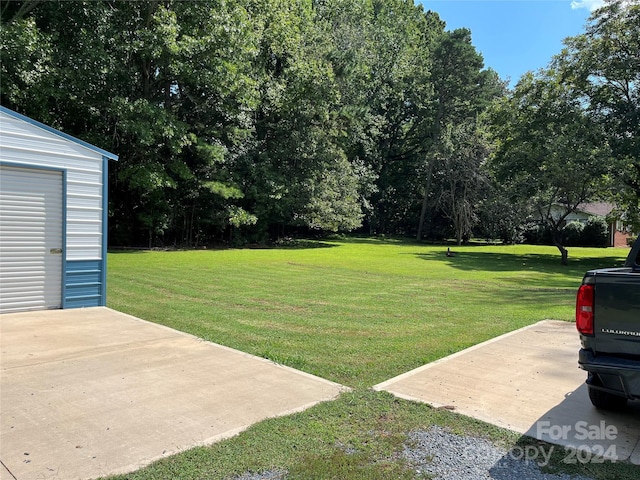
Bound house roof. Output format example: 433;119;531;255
575;202;615;217
0;106;118;161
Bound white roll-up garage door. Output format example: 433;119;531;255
0;165;63;313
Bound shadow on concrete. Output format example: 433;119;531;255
519;383;640;463
485;386;640;479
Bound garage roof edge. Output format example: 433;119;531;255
0;106;118;161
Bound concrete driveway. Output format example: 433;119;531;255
0;308;346;480
375;320;640;464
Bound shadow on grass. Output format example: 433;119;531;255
271;239;338;249
108;248;149;254
329;235;422;246
108;239;338;253
416;250;626;275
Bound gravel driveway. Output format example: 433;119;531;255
233;426;595;480
403;426;593;480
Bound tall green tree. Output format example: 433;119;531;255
434;121;491;245
557;0;640;230
314;0;454;235
235;0;365;240
488;70;613;264
416;27;505;240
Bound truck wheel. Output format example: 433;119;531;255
588;386;628;410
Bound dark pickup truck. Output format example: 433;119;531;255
576;237;640;409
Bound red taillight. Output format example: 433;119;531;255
576;284;594;335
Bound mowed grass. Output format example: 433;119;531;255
107;237;627;388
105;238;637;479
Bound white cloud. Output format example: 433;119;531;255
571;0;606;11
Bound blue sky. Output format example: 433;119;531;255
419;0;604;87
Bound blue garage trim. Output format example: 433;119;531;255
62;170;68;308
101;155;109;306
65;260;103;308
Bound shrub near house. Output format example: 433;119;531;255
564;217;609;248
581;217;610;247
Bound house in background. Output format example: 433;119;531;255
0;106;118;313
564;202;631;248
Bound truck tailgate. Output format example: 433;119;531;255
592;268;640;356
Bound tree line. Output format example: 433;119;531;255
1;0;638;257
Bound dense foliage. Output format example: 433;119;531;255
1;0;637;251
0;0;503;246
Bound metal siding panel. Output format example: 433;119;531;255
65;297;101;308
67;207;102;261
67;221;101;235
67;194;102;210
67;181;102;196
66;171;103;185
68;247;102;259
1;144;101;166
67;210;102;222
65;259;102;308
0;166;63;312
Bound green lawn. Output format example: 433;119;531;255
108;237;626;388
105;238;635;479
